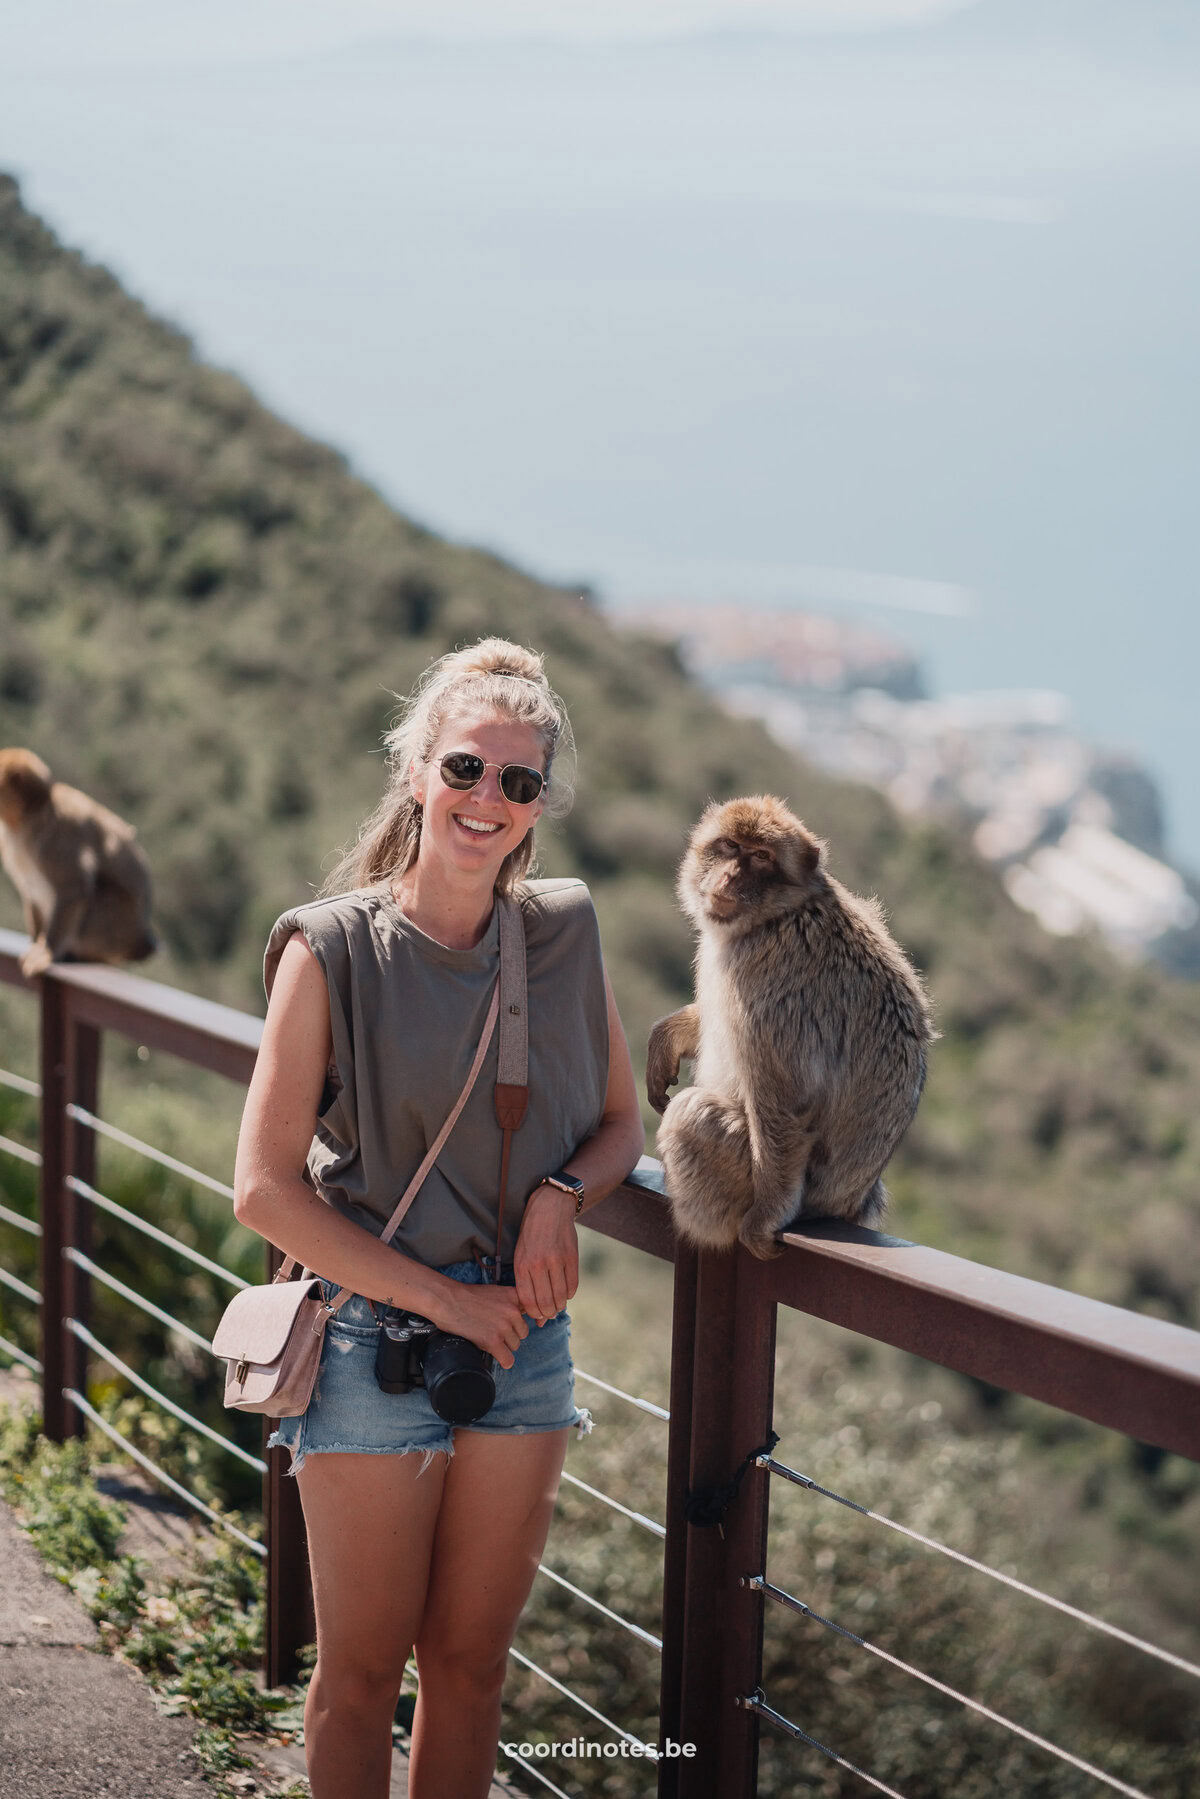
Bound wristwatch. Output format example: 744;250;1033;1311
540;1169;586;1215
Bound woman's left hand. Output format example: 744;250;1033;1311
513;1184;580;1324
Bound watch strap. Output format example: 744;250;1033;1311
541;1170;585;1214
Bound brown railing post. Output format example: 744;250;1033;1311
263;1240;315;1686
63;1018;100;1403
38;978;69;1439
674;1248;776;1799
658;1239;699;1792
713;1251;776;1797
38;980;101;1440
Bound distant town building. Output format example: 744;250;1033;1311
631;603;1198;971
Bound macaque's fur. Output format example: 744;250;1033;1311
0;749;157;980
648;795;934;1258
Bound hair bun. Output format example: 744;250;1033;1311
451;637;546;687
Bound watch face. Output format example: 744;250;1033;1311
545;1173;584;1206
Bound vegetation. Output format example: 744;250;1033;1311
1;172;1199;1795
3;171;1200;1330
561;1242;1200;1796
3;1250;1197;1799
0;1401;309;1798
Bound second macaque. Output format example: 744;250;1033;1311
0;748;157;980
647;795;934;1259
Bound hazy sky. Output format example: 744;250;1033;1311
6;0;966;61
3;1;1199;861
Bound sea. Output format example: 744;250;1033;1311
2;1;1198;859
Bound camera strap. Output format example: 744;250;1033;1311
483;892;530;1279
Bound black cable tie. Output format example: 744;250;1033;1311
684;1430;780;1529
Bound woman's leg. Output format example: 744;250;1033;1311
409;1429;570;1799
298;1451;450;1799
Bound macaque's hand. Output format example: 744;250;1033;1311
646;1016;683;1115
20;940;53;979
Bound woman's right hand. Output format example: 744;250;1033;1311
426;1280;529;1370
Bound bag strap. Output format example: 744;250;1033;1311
273;948;503;1314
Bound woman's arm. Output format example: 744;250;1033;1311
513;958;646;1324
233;931;529;1367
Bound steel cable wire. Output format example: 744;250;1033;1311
507;1644;657;1756
760;1453;1200;1683
67;1175;249;1289
496;1745;575;1799
535;1561;662;1650
65;1318;265;1472
0;1068;40;1098
0;1199;41;1235
572;1368;669;1422
63;1247;214;1354
0;1133;40;1168
0;1331;40;1373
748;1574;1154;1799
63;1387;266;1557
558;1469;666;1538
0;1264;40;1305
65;1104;235;1200
739;1688;911;1798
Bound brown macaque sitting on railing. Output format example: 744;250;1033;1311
0;748;157;981
646;794;934;1259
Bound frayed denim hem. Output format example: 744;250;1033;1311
454;1405;594;1440
265;1430;454;1480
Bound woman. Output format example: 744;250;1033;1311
233;638;645;1799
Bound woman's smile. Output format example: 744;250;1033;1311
415;714;548;877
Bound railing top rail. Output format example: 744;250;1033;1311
4;929;1198;1457
776;1219;1200;1377
0;929;260;1083
594;1175;1199;1460
767;1219;1200;1460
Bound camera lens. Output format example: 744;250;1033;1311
421;1334;496;1424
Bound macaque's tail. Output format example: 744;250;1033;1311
858;1178;888;1229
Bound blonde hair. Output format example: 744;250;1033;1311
320;637;574;898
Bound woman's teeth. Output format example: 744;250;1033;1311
454;815;502;835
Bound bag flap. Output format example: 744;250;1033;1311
211;1279;325;1363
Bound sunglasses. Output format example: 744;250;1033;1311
438;752;546;807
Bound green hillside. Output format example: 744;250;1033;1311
2;170;1199;1324
2;173;1199;1796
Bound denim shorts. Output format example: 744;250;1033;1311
266;1260;592;1476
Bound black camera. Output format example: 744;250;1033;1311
374;1307;497;1425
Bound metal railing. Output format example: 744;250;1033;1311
1;923;1198;1799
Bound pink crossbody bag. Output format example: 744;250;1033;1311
212;893;529;1416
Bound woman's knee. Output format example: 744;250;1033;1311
415;1634;509;1701
311;1648;411;1720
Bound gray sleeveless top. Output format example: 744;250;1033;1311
262;878;610;1269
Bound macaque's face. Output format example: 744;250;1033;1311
677;796;823;930
410;711;546;882
696;834;779;921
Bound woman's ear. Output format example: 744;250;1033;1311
409;755;426;807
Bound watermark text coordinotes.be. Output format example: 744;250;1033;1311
501;1737;697;1763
